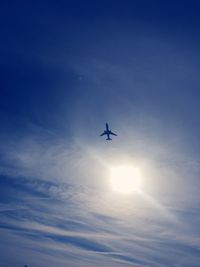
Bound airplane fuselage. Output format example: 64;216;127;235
105;123;112;140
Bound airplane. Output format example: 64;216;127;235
100;123;117;140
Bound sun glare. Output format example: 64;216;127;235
110;165;141;194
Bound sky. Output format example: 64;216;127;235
1;1;200;266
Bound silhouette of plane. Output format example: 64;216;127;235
100;123;117;140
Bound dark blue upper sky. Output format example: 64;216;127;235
1;1;200;267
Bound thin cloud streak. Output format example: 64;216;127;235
1;174;200;266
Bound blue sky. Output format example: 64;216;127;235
1;1;200;266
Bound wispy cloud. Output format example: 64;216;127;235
1;173;200;266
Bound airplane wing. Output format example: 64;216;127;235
100;132;106;136
110;131;117;136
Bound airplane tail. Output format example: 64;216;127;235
106;137;112;141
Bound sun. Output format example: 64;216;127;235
110;165;141;194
